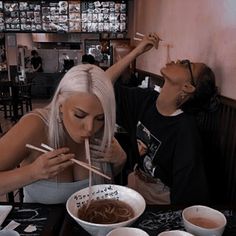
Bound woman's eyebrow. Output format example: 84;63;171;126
74;107;87;114
74;107;104;117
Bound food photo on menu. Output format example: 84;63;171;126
0;1;3;31
41;1;69;32
69;1;80;13
59;1;68;14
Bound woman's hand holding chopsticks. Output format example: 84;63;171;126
28;146;74;180
26;143;111;180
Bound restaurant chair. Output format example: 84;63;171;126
0;81;14;118
6;188;24;204
0;81;24;119
18;82;32;113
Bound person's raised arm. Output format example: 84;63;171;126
105;33;161;84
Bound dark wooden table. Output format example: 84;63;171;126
58;205;236;236
1;203;65;236
2;203;236;236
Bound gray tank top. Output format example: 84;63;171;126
24;179;89;204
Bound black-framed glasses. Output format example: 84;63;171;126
180;60;195;87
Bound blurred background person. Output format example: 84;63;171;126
31;50;43;72
81;54;96;65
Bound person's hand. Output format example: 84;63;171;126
30;147;74;180
90;138;127;166
136;32;161;55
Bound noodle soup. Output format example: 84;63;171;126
66;184;146;236
182;205;227;236
188;217;220;229
78;199;135;224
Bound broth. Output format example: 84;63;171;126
188;217;220;229
77;199;134;224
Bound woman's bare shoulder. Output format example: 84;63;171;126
0;114;48;150
0;114;48;169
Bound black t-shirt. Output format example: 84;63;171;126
115;85;209;205
31;56;43;72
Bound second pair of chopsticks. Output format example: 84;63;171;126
25;143;111;180
133;32;144;41
134;32;164;45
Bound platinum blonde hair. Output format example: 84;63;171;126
47;64;116;151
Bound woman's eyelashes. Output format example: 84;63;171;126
74;112;104;122
74;112;86;119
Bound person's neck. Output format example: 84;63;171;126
156;88;179;116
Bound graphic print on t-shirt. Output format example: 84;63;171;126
136;121;162;176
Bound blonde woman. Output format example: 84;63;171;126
0;64;126;204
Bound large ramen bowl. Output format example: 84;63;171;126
66;184;146;236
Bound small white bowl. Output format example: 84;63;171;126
0;230;20;236
66;184;146;236
158;230;194;236
107;227;149;236
182;205;227;236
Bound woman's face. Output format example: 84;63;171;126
60;92;104;143
160;61;204;88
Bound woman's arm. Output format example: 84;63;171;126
105;33;160;84
0;115;73;195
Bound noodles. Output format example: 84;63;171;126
81;140;135;224
85;138;92;207
77;199;135;224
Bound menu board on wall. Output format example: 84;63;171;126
4;1;20;31
41;1;68;32
0;1;4;31
81;1;127;33
69;1;81;32
0;0;127;33
19;1;42;32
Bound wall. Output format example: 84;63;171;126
133;0;236;99
16;33;33;47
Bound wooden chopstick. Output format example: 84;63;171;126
41;143;101;171
71;158;111;180
25;144;48;153
136;32;144;37
25;143;110;180
41;143;54;151
133;37;142;41
134;32;144;41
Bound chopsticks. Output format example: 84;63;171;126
40;143;100;170
133;32;144;41
133;31;164;48
25;143;111;180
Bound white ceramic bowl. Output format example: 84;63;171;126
66;184;146;236
182;205;227;236
158;230;194;236
107;227;149;236
0;230;20;236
